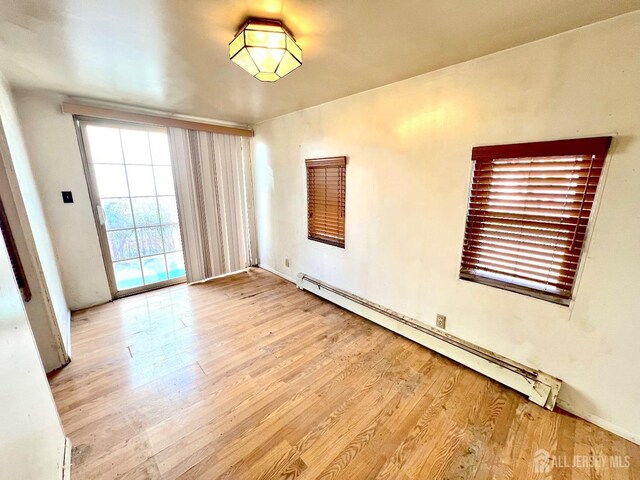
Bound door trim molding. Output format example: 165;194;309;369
61;437;71;480
73;116;118;298
63;102;253;137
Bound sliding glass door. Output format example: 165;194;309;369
78;119;186;297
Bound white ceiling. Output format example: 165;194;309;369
0;0;638;125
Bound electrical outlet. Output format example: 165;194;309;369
436;314;446;329
284;258;290;268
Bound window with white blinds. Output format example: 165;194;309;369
306;156;346;248
460;137;612;305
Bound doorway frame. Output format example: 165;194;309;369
73;116;186;299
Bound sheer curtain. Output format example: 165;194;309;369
168;128;257;283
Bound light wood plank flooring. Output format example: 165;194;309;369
48;268;639;479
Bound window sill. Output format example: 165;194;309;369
459;273;571;306
308;235;345;249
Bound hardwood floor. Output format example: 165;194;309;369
48;268;639;479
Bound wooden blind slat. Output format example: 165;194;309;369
309;219;344;229
460;259;577;285
461;250;579;272
469;198;595;209
471;190;598;199
473;178;596;186
466;216;588;233
466;212;589;229
307;157;346;248
461;265;575;290
464;231;584;250
463;245;580;269
463;239;583;260
473;163;603;174
460;137;611;304
467;208;592;220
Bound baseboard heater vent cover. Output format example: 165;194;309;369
296;273;561;410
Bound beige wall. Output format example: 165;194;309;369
252;12;640;442
13;90;111;310
0;160;60;363
0;76;70;371
0;221;67;479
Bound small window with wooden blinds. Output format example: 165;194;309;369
460;137;612;305
306;156;346;248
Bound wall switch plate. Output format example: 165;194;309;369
436;314;446;329
285;258;290;268
61;191;74;203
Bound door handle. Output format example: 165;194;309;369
96;204;106;225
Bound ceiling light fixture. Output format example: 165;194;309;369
229;19;302;82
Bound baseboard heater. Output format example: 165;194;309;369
296;273;561;410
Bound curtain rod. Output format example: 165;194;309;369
61;102;253;137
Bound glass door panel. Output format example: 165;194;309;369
81;121;186;296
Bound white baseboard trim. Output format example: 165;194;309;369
557;399;640;445
62;437;72;479
258;264;296;284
